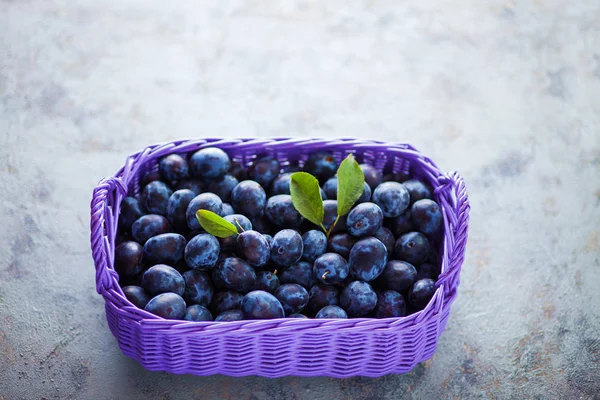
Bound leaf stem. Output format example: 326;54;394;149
233;218;245;233
319;223;328;235
326;215;340;238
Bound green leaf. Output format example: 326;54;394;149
290;172;324;226
337;154;365;216
195;210;238;238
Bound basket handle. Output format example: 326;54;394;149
90;176;128;294
436;171;470;296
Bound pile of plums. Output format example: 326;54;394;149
115;148;442;321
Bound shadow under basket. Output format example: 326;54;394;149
90;138;470;378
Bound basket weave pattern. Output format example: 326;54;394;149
90;138;470;378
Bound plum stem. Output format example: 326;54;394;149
233;218;246;232
273;269;278;275
321;270;329;280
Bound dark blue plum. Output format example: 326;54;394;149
301;230;327;262
189;147;231;180
282;162;301;173
323;200;347;234
144;292;186;319
416;263;439;281
241;290;285;319
265;195;304;228
249;157;280;188
218;236;237;252
288;313;309;319
378;260;417;292
184;233;220;270
279;261;315;290
271;172;292;195
348;237;387;282
116;231;133;246
394;232;431;265
307;284;339;314
119;197;145;232
141;264;185;296
316;305;348;319
411;199;443;236
220;203;235;216
254;271;280;293
211;291;243;314
183;305;213;321
322;177;338;199
143;233;186;265
340;281;377;317
114;241;144;277
186;193;223;231
166;189;195;231
347;202;383;237
357;182;372;204
175;179;204;195
372;182;410;218
274;284;309;315
313;253;349;284
382;173;396;182
224;214;252;231
327;233;357;259
159;154;189;182
270;229;303;267
212;257;257;293
142;181;173;216
131;214;171;244
320;187;328;201
122;285;151;309
250;216;273;235
360;163;383;190
215;309;244;321
374;226;395;256
263;234;273;247
231;180;267;218
218;214;250;252
237;230;270;267
229;161;248;181
182;270;213;306
216;251;236;266
323;179;369;203
383;170;411;183
206;174;239;203
403;179;432;204
408;278;436;309
140;171;161;187
389;211;414;237
303;151;337;184
375;290;406;318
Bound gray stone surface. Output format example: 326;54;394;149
1;0;599;399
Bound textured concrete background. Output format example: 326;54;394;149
1;0;600;399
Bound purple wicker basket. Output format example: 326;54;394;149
90;138;470;378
